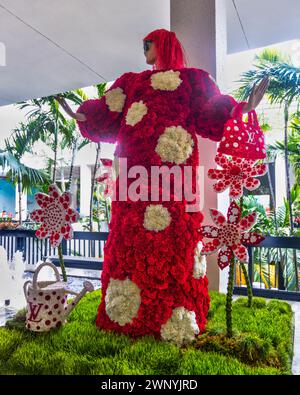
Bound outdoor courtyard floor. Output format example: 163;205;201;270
0;290;295;375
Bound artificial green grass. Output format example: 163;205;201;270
0;290;294;375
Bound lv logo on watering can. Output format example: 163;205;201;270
23;261;94;332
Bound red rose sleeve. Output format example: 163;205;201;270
76;72;134;143
189;68;238;142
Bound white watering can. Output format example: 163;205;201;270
23;261;94;332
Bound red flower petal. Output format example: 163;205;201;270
64;231;73;240
232;244;248;263
210;208;226;226
214;178;232;193
238;212;257;231
218;245;233;269
199;225;219;238
61;192;71;204
215;153;230;169
229;182;243;199
250;163;267;177
30;209;41;222
227;201;241;225
242;232;265;246
207;168;225;180
244;176;260;191
201;240;222;255
48;184;61;199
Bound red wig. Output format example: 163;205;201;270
143;29;188;70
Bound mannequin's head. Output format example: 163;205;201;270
143;28;188;70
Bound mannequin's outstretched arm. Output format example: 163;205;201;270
56;72;135;144
188;69;238;142
55;96;86;121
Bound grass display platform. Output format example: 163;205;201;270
0;290;294;375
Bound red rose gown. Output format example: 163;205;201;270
76;68;237;346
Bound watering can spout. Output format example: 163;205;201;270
63;281;94;319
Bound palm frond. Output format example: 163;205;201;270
254;48;291;63
233;61;300;105
95;83;107;98
3;158;49;194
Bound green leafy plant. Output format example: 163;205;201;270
0;130;49;225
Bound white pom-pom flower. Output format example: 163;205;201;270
160;307;200;347
105;87;126;112
105;277;141;326
126;101;148;126
150;70;182;91
143;204;172;232
155;126;194;165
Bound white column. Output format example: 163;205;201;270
14;185;18;220
15;185;27;221
80;165;92;217
71;178;78;210
171;0;229;292
275;156;285;210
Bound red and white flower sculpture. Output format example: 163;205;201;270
199;201;264;269
208;153;267;199
95;158;115;198
30;184;79;247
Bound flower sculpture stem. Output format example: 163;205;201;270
240;261;252;308
239;196;253;308
58;244;67;283
226;256;235;338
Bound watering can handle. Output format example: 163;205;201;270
32;261;61;291
23;280;32;301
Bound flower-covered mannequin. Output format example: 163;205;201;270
56;29;268;347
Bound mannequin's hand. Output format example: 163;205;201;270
54;95;74;117
242;76;269;113
54;95;86;121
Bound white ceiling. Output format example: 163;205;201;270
227;0;300;53
0;0;170;106
0;0;299;106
